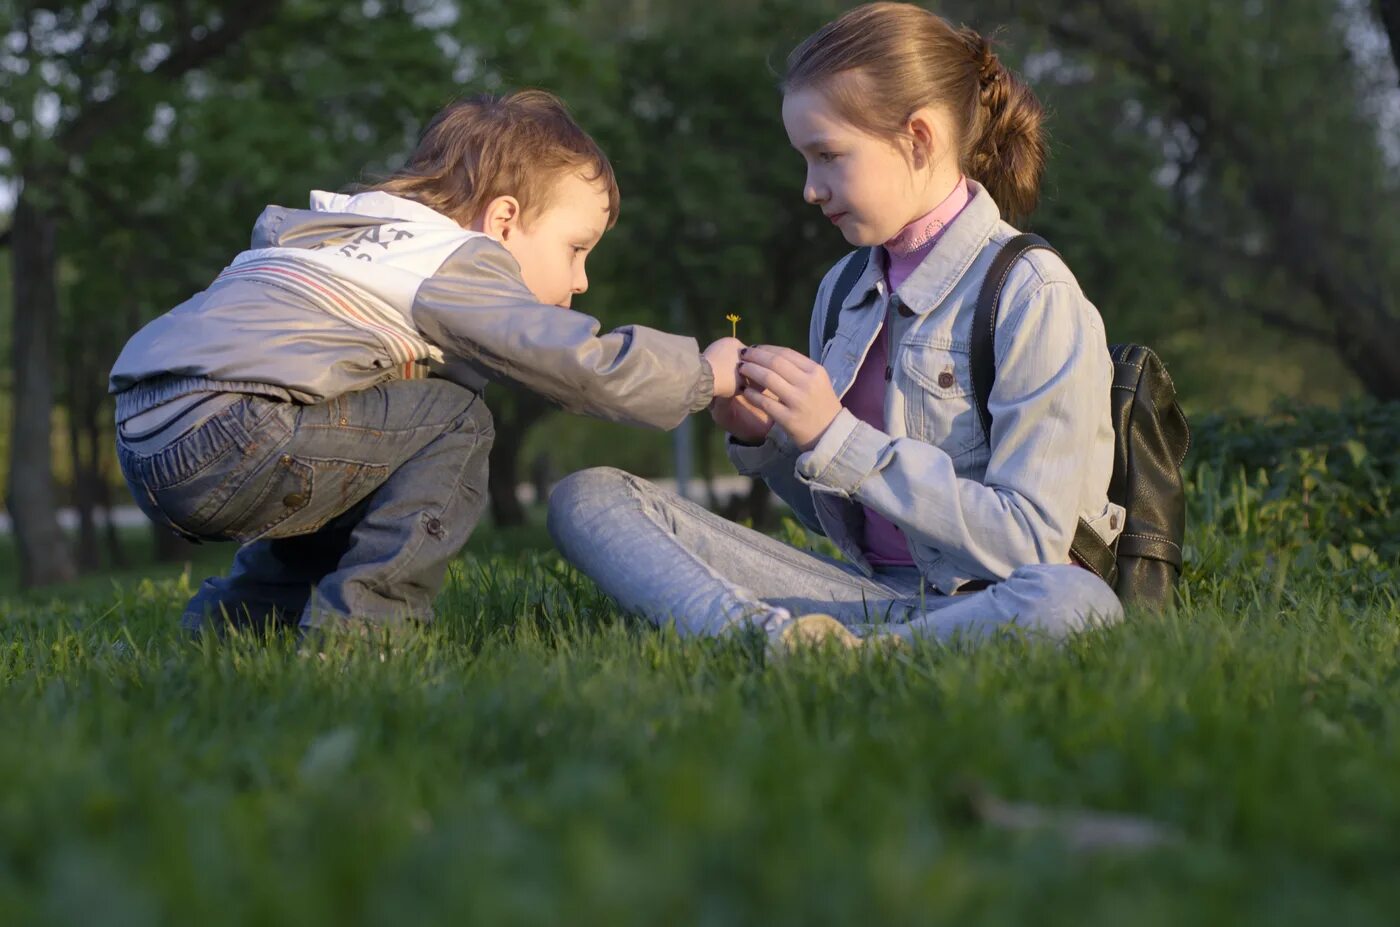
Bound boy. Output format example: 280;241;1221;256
110;89;743;635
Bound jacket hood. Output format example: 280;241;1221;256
250;190;464;250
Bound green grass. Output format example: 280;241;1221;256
1;409;1397;926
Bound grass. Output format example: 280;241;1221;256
1;411;1397;926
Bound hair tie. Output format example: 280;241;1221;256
977;51;1000;89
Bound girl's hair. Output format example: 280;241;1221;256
368;89;620;228
784;2;1046;222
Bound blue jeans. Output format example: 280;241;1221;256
116;379;493;632
547;468;1123;641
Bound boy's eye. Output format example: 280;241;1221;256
818;152;839;163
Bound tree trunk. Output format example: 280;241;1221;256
696;415;720;511
95;433;126;570
1327;302;1400;400
487;392;550;527
723;476;774;529
487;426;527;527
68;410;100;571
1377;0;1400;85
7;188;78;588
67;352;101;571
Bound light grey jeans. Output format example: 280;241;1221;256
546;467;1124;642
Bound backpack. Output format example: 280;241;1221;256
822;233;1191;609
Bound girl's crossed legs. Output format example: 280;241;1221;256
546;467;1123;643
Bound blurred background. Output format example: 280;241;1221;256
2;0;1397;590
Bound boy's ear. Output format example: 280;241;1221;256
472;195;522;240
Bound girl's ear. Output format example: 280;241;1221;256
905;106;942;171
472;195;522;241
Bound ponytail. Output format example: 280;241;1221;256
957;27;1046;222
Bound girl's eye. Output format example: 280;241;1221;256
573;246;588;255
818;152;839;163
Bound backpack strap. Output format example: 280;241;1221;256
1069;519;1120;587
968;233;1120;587
822;249;872;350
970;233;1055;438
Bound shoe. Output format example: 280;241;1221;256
766;613;862;657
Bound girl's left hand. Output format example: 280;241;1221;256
738;346;843;451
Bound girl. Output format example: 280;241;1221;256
547;3;1124;648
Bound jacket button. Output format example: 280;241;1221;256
1110;513;1119;530
283;493;306;508
898;303;915;318
937;371;955;389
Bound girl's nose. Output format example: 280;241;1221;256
804;171;827;205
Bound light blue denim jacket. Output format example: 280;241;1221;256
728;182;1123;594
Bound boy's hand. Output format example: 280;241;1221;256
711;392;774;444
737;345;842;451
702;337;746;399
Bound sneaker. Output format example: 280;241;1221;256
766;613;862;657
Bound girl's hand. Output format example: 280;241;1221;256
702;337;746;399
738;346;842;451
711;392;774;444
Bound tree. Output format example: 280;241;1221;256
985;0;1400;399
1;0;564;567
2;1;285;587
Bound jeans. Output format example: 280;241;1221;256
547;467;1123;641
116;379;493;633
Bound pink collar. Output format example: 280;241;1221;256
883;176;970;257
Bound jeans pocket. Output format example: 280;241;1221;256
143;445;280;541
242;455;392;543
899;343;984;458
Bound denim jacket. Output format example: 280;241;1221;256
728;182;1123;594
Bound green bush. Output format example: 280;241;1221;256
1185;401;1399;603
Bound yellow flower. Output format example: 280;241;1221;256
725;313;742;337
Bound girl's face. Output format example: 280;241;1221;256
782;85;931;247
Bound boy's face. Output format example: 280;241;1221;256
497;172;610;308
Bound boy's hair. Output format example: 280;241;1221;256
369;89;620;229
784;2;1046;222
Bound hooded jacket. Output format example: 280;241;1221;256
109;190;714;430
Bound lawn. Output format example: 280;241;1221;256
1;404;1396;926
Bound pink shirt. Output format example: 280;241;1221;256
844;177;971;566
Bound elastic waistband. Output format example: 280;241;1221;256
114;375;293;422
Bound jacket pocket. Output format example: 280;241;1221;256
899;343;985;458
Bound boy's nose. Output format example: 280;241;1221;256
804;178;827;206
